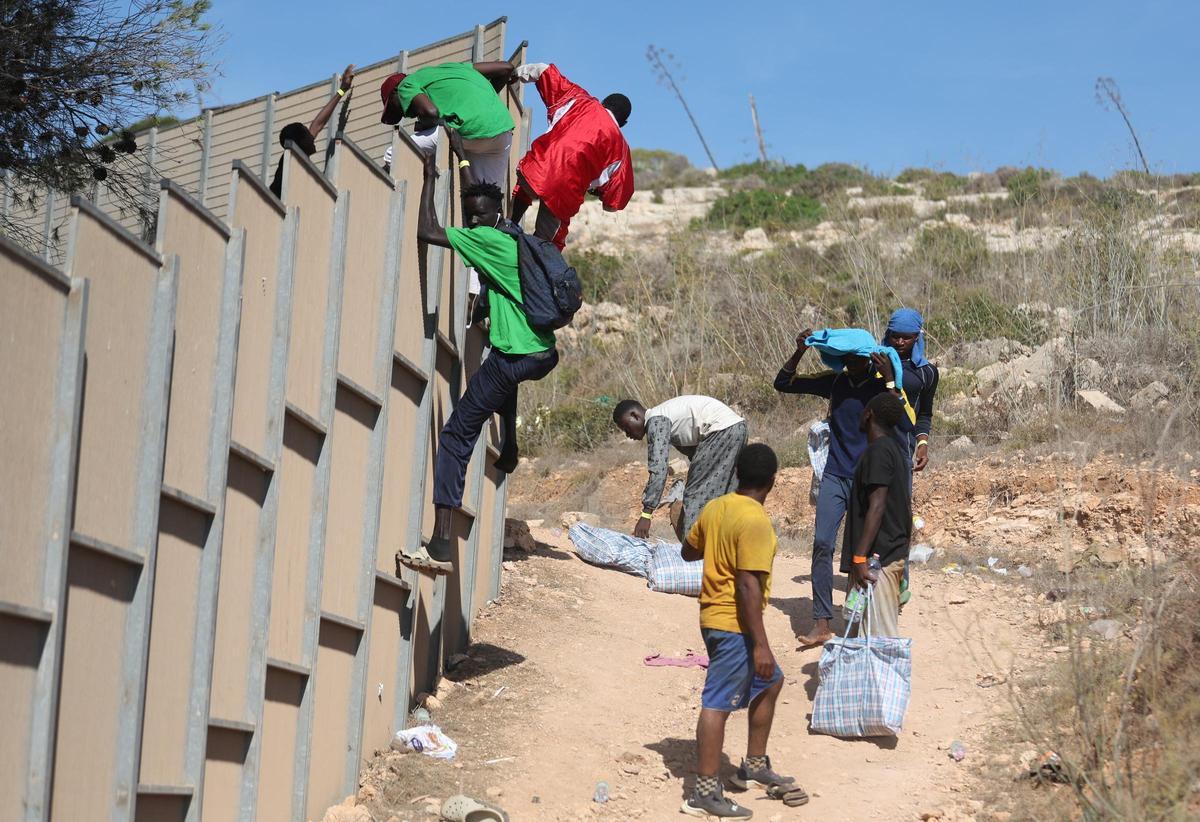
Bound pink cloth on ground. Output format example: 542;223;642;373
643;652;709;669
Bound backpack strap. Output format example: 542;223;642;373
475;221;525;306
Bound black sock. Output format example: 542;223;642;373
695;774;719;797
426;535;452;563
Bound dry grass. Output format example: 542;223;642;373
524;185;1200;460
520;174;1200;819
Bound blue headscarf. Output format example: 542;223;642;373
804;328;904;386
882;307;929;368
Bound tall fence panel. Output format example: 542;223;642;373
0;240;87;822
202;166;295;822
54;200;178;822
137;182;244;816
0;19;525;822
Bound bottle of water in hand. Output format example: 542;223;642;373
842;554;882;624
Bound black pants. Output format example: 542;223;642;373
432;348;558;508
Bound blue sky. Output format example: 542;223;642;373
205;1;1199;177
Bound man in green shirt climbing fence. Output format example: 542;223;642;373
409;129;558;573
380;60;516;188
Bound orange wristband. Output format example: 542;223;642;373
852;555;867;564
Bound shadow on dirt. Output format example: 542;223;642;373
645;737;734;799
444;641;527;683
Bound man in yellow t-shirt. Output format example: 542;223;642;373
679;444;802;818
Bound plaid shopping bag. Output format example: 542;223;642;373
646;540;703;596
567;523;652;577
810;587;912;737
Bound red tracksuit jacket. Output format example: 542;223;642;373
516;65;634;245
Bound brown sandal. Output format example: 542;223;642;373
766;783;810;807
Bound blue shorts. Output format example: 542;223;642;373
700;628;784;712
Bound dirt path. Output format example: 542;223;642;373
354;528;1046;822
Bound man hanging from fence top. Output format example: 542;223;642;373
379;60;516;186
269;64;355;198
381;60;517;326
408;129;558;573
613;395;748;543
843;392;912;638
773;327;914;647
509;62;634;249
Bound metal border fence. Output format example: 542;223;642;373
0;18;526;822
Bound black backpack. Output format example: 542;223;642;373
492;219;582;331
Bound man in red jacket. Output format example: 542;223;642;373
511;63;634;249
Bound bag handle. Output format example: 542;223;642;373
833;582;872;659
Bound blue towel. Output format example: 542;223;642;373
804;328;904;387
882;308;929;368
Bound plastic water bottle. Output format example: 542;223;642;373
593;781;609;803
843;554;882;623
843;588;866;623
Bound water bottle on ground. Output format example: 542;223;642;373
593;781;609;803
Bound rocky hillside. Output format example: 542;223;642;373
513;156;1199;463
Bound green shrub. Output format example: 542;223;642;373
718;160;809;189
896;167;936;184
702;189;823;234
925;289;1043;346
631;148;711;189
854;200;917;221
567;249;623;303
914;223;989;279
897;167;968;200
1000;166;1054;207
519;399;613;452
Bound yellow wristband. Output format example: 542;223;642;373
337;87;347;97
458;159;471;169
639;512;652;520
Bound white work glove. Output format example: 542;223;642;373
514;63;549;83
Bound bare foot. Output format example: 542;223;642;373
797;629;835;648
797;618;834;648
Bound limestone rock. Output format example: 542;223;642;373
1076;390;1125;414
1131;380;1169;410
976;338;1067;401
321;804;372;822
944;338;1031;370
739;226;772;251
503;518;537;552
560;511;601;530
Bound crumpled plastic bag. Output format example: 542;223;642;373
391;724;458;759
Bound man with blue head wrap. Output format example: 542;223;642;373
881;308;940;607
881;308;939;474
773;327;915;647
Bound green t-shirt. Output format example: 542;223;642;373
397;63;514;140
445;226;555;355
